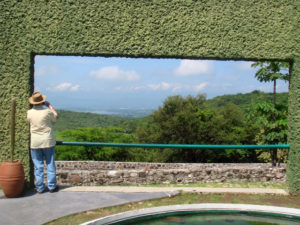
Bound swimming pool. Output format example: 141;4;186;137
81;204;300;225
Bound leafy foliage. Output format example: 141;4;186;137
251;61;289;106
56;127;136;161
246;102;288;165
250;61;290;166
247;102;288;145
55;127;162;162
251;62;289;83
135;95;259;163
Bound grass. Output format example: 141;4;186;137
45;188;300;225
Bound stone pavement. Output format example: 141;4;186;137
0;186;288;225
0;187;178;225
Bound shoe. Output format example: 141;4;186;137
36;188;47;194
49;186;59;193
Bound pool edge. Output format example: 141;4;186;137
80;204;300;225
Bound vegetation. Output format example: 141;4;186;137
2;0;297;192
247;102;288;165
135;95;259;163
56;127;158;162
205;91;288;110
54;91;288;133
56;127;136;161
251;62;289;106
54;91;288;164
53;110;148;133
250;61;289;166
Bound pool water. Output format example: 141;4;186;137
118;214;300;225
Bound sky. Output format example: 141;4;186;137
34;55;289;111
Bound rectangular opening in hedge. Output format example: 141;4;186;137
34;55;289;117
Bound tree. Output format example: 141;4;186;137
136;95;259;163
246;102;288;166
251;61;289;165
251;61;289;106
55;127;137;161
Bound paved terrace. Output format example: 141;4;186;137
0;186;288;225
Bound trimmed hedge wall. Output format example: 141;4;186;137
0;0;299;192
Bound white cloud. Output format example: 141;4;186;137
35;65;62;76
147;84;161;91
54;83;72;91
161;82;172;90
193;82;208;92
131;85;145;91
148;82;174;91
236;61;254;71
171;84;182;92
147;82;209;93
174;60;214;77
70;84;80;91
114;85;145;91
90;66;140;81
47;82;80;92
106;81;209;94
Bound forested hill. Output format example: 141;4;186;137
205;91;288;110
53;110;149;132
53;91;288;132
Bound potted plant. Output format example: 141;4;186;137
0;99;25;197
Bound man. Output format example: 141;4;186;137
27;92;59;193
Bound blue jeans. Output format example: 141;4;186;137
30;147;57;192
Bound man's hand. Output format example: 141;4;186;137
44;101;50;107
44;101;58;118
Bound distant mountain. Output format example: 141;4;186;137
61;108;154;118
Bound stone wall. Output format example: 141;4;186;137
54;161;286;186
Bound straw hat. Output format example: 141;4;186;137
28;92;46;105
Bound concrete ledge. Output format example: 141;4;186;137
62;186;288;195
82;204;300;225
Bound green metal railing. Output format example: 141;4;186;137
56;141;290;149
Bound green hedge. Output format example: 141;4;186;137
0;0;299;192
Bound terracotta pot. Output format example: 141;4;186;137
0;161;25;198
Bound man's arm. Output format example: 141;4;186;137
44;101;59;119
